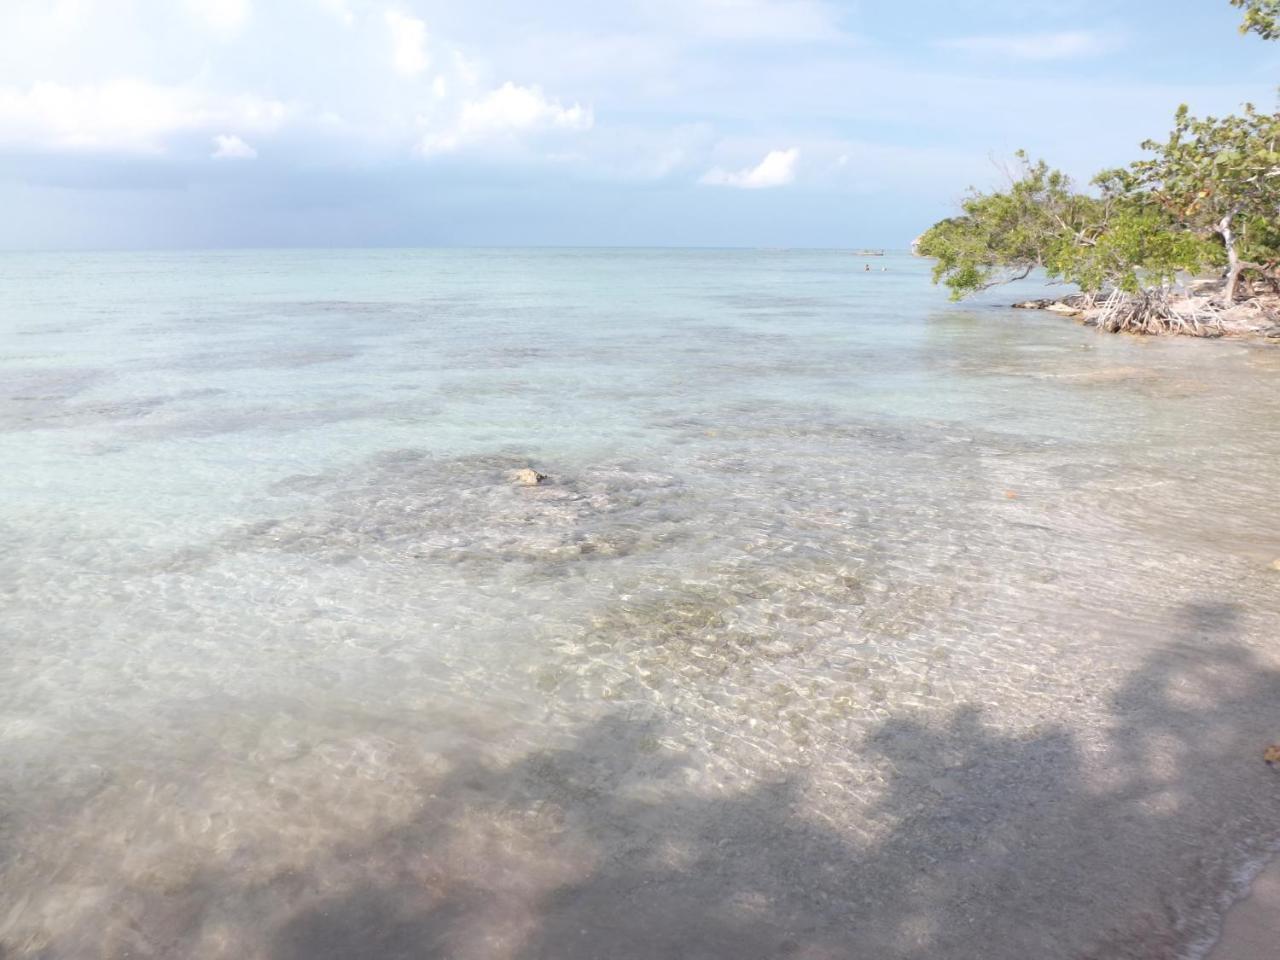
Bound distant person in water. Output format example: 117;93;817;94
864;264;870;271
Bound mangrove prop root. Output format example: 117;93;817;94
1087;288;1226;337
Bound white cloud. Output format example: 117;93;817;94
316;0;355;26
0;81;286;153
386;9;428;76
936;31;1115;62
546;121;713;181
185;0;251;35
700;147;799;188
774;137;993;194
211;133;257;159
49;0;95;28
421;82;593;154
451;50;480;89
662;0;843;42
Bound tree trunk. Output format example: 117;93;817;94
1220;211;1243;302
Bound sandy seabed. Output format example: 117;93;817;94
2;249;1279;959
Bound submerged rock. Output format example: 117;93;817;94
513;467;549;486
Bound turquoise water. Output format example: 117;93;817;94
2;249;1279;959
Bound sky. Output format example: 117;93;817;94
0;0;1276;250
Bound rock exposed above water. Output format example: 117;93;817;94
1013;299;1083;316
513;467;548;486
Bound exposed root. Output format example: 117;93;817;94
1085;288;1226;337
1014;286;1280;338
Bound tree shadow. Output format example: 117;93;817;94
259;602;1280;960
8;602;1274;959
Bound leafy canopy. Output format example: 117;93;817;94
1232;0;1280;39
1126;103;1280;234
915;155;1217;300
1116;101;1280;294
1051;200;1220;296
916;154;1098;299
917;3;1278;303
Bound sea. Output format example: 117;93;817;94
2;248;1279;959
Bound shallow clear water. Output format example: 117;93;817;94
2;249;1279;959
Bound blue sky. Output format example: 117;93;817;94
0;0;1275;249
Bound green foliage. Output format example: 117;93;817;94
916;157;1215;300
1232;0;1280;39
916;154;1103;299
1122;102;1280;294
1237;213;1280;269
1128;103;1280;237
918;8;1280;304
1054;201;1220;294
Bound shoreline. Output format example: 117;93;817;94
1209;854;1280;959
1011;291;1280;341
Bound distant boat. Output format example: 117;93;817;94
854;249;885;257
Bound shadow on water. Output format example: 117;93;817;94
6;605;1277;959
257;602;1280;960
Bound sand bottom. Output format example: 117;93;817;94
1211;856;1280;960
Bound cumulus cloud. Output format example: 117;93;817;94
936;31;1114;61
185;0;251;34
211;133;257;159
386;9;428;76
0;81;286;153
421;82;593;154
700;147;799;188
